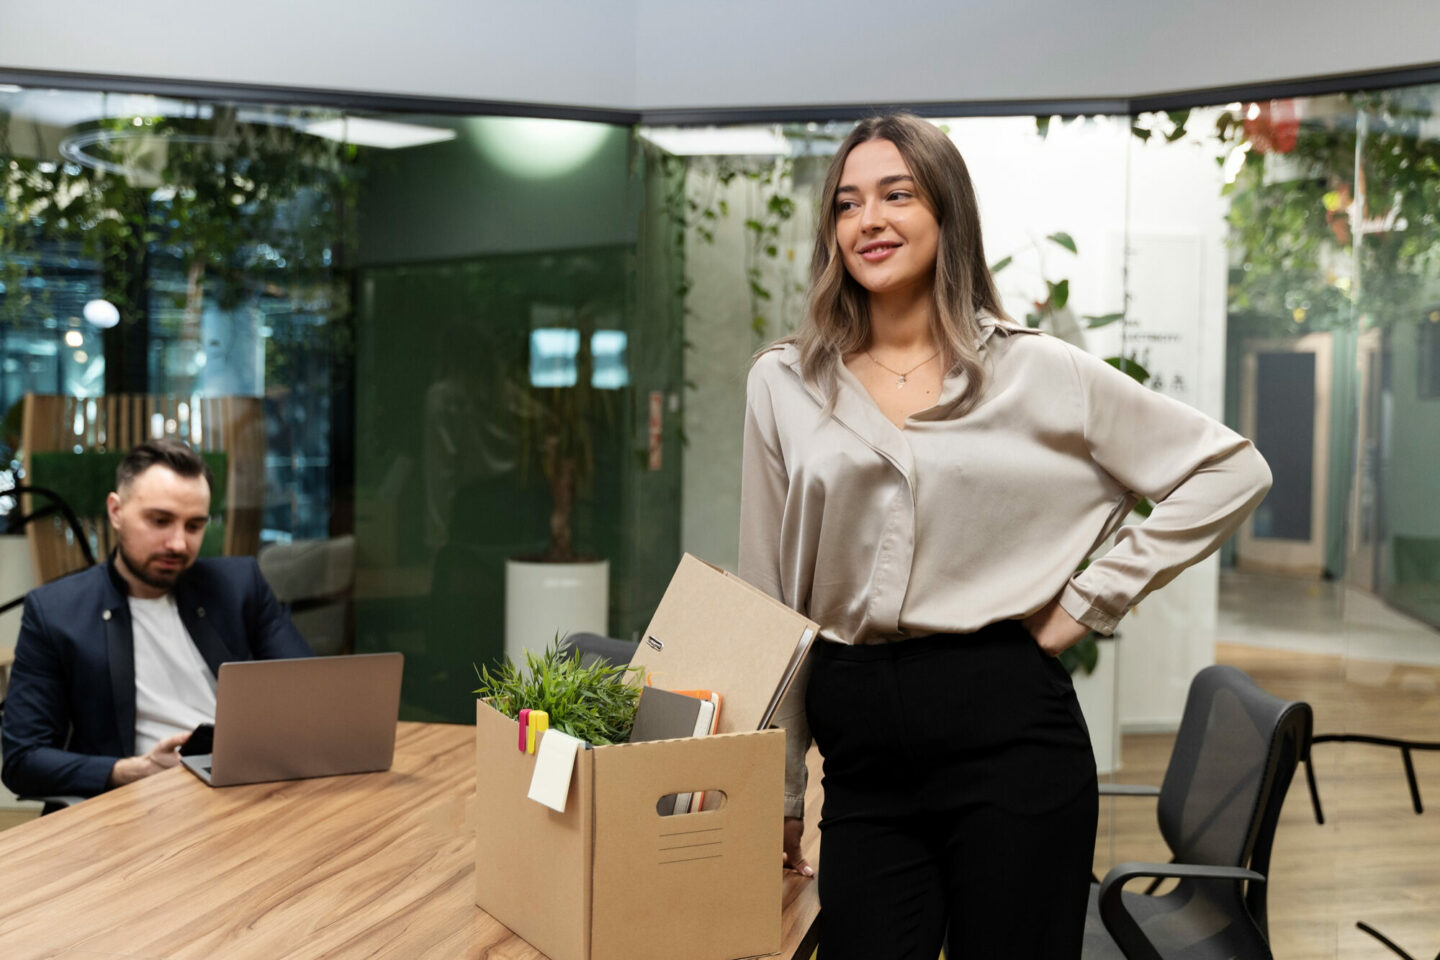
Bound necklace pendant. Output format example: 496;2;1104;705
896;376;907;387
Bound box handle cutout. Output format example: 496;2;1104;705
655;788;728;816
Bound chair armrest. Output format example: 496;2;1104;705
1099;783;1161;797
1097;862;1266;960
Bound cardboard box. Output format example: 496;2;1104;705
473;554;818;960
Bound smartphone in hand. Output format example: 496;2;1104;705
180;723;215;757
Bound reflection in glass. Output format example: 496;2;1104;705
590;330;629;389
529;328;580;387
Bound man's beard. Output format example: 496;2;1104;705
117;540;191;592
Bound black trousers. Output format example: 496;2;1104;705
805;621;1098;960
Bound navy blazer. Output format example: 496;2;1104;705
1;555;312;799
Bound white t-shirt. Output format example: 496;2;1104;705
129;593;218;756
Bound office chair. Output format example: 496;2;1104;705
0;484;96;617
558;632;638;670
1304;732;1440;959
1;485;97;814
1306;733;1440;822
1078;665;1313;960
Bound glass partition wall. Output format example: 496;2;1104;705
0;90;686;725
3;76;1439;957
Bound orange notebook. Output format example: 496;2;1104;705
671;689;722;735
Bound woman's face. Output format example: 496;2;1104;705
834;138;940;301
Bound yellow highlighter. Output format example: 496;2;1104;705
528;711;548;754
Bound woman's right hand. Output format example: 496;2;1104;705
783;816;814;876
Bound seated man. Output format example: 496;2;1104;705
1;438;311;802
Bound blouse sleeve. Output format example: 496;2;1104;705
1057;346;1272;635
738;358;811;820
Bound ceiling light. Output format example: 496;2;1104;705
64;330;84;347
83;299;120;329
471;117;610;177
640;126;792;157
301;117;456;150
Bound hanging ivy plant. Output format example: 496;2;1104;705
1207;89;1440;337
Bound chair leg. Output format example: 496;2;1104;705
1401;747;1424;814
1305;758;1326;825
1356;921;1419;960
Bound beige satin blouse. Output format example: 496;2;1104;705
740;319;1272;816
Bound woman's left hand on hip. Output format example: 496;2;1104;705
1021;600;1091;656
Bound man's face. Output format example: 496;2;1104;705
106;465;211;596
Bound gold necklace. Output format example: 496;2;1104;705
866;349;939;388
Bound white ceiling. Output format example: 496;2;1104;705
2;0;1437;114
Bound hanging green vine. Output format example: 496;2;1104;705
740;157;797;341
667;152;800;344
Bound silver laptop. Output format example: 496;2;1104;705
181;652;404;787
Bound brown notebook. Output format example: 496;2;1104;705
629;686;706;744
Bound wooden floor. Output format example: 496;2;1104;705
1097;643;1440;960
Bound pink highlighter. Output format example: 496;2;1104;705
518;709;531;752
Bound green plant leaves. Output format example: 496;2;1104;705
1048;278;1070;310
1047;232;1077;254
1164;109;1192;143
473;637;642;746
1059;632;1101;676
1105;355;1151;383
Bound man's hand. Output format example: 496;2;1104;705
107;731;191;788
783;816;813;877
1021;599;1091;657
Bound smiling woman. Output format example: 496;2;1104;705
834;140;940;307
739;114;1272;960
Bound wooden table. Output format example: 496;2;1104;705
0;722;821;960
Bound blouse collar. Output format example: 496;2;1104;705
773;312;1037;477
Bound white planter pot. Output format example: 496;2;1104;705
1072;638;1120;775
503;558;609;665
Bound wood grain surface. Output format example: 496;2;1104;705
0;722;821;960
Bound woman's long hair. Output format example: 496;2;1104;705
785;113;1009;414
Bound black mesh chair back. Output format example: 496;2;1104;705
1161;666;1309;906
1088;664;1313;960
559;632;637;670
